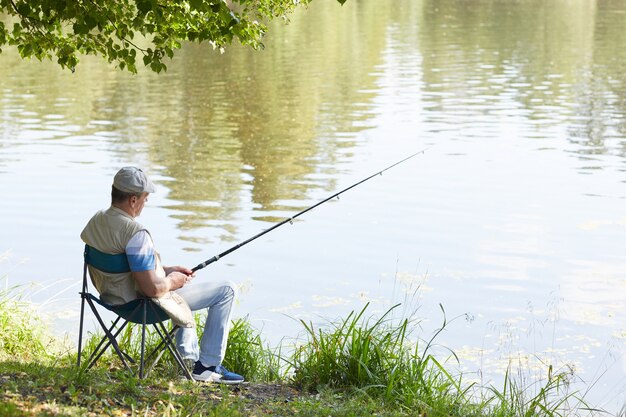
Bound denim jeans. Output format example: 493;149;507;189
174;279;237;367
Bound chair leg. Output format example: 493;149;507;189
142;323;192;381
85;298;133;373
144;326;175;365
146;302;193;380
143;326;171;377
139;300;147;379
78;294;194;380
153;323;193;381
86;318;133;370
77;293;87;369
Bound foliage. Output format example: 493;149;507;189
485;364;592;417
0;287;600;417
291;303;469;413
290;303;593;416
0;0;347;73
223;316;284;382
114;313;287;381
0;286;57;362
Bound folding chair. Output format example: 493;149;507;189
77;245;192;380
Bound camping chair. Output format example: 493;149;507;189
77;245;192;380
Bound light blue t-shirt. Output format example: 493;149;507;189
125;230;156;272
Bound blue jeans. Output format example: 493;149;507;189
174;279;237;367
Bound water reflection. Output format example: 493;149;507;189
416;0;626;166
1;1;394;247
121;9;390;241
124;4;394;244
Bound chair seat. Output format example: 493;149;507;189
86;294;171;325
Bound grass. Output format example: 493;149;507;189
289;303;597;417
0;284;608;417
290;303;463;412
484;364;595;417
223;316;284;382
0;285;57;362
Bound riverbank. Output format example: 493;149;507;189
0;288;604;416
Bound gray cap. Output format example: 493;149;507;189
113;167;156;194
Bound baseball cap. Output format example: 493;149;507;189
113;167;156;194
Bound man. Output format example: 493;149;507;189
80;166;244;384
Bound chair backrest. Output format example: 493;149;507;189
84;245;130;274
82;244;170;324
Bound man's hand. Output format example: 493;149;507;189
166;271;190;291
165;265;195;291
164;265;194;277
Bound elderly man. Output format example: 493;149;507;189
80;166;243;384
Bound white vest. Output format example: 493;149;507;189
80;206;166;305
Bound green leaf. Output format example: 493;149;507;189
16;3;31;17
17;43;32;58
12;23;23;36
189;0;204;11
85;15;98;31
136;0;152;15
72;22;87;35
2;0;312;73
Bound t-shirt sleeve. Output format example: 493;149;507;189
125;230;156;272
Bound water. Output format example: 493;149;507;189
1;0;625;412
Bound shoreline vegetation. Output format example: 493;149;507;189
0;285;608;417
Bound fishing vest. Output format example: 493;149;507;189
80;206;166;305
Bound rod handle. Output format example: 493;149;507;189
191;255;220;272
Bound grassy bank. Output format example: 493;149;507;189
0;287;600;417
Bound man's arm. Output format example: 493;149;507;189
126;230;193;298
133;269;189;298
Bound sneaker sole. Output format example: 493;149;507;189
192;372;244;385
215;378;245;385
192;371;221;383
192;378;245;385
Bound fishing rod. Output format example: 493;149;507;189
191;149;427;272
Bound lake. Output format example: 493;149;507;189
0;0;624;413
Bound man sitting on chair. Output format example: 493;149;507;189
80;166;244;384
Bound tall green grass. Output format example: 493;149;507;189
223;316;284;382
80;303;595;416
483;364;594;417
1;278;600;417
290;303;472;413
0;283;55;362
289;303;594;417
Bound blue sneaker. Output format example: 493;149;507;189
192;362;244;384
